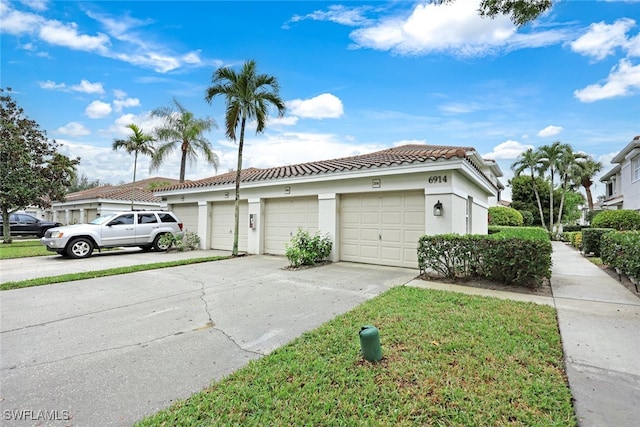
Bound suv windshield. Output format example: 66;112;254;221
90;214;117;225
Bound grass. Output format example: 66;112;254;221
0;239;51;259
0;256;228;291
137;286;576;426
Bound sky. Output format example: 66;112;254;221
2;0;639;201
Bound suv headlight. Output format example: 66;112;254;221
50;231;64;238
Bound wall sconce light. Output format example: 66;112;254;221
433;200;443;216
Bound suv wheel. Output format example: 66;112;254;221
152;234;170;251
67;238;94;259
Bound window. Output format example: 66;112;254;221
633;156;640;182
109;214;134;225
158;213;177;223
138;213;158;224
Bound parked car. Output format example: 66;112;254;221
0;213;62;237
40;211;184;259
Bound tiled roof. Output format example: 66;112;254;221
159;145;476;191
64;177;181;203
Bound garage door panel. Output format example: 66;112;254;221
340;191;424;268
172;204;198;235
211;202;248;251
264;197;318;255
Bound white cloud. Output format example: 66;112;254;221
570;18;635;61
270;116;299;127
482;140;534;160
19;0;49;12
287;93;344;119
113;97;141;112
537;125;563;137
439;102;483;114
71;79;105;94
113;89;127;99
392;139;426;147
0;4;44;34
56;122;90;137
85;100;112;119
105;113;163;137
574;59;640;102
287;5;373;27
38;20;109;53
39;80;65;90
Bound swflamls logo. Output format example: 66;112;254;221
3;409;71;421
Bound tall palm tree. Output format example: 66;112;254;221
112;123;156;210
555;146;587;229
574;157;603;211
511;148;547;231
204;60;286;256
537;141;568;232
151;98;219;183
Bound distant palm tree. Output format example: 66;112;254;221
537;141;568;232
112;123;156;210
574;157;603;211
151;98;218;183
555;145;587;229
204;60;286;256
511;148;547;231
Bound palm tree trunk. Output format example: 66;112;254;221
232;117;247;257
131;152;138;211
584;183;594;211
530;174;548;231
549;169;554;232
179;141;188;183
556;181;567;232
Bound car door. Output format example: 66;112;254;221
101;213;136;246
13;214;38;235
135;212;159;244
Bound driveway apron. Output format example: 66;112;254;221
0;255;416;426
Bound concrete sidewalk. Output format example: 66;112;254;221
551;241;640;427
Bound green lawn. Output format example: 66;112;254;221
0;239;51;259
137;286;576;426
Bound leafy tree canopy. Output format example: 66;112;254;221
1;88;79;242
436;0;553;26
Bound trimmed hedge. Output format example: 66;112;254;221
591;209;640;231
601;231;640;282
418;227;551;288
581;228;614;257
562;231;582;249
488;206;524;227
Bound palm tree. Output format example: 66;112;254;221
537;141;568;232
511;148;547;231
112;124;156;210
151;98;219;183
555;146;587;230
204;60;286;256
574;157;603;211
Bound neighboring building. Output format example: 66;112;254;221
47;177;181;224
600;135;640;212
155;145;503;269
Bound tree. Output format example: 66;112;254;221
573;156;603;211
511;148;547;231
68;173;101;193
555;145;587;230
537;141;567;232
0;88;79;243
205;60;286;256
436;0;553;26
151;98;219;183
509;175;551;227
112;123;156;210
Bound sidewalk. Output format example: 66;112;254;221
551;241;640;427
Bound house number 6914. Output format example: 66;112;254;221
428;175;447;183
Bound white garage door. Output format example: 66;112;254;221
211;201;248;252
172;203;198;234
340;191;425;268
264;196;318;255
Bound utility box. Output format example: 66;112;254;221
359;325;382;362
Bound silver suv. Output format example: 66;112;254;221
41;211;184;259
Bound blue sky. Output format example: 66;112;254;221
2;0;639;200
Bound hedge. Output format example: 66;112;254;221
418;227;551;288
591;209;640;231
488;206;524;227
581;228;615;257
601;231;640;283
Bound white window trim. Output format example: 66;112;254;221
632;156;640;183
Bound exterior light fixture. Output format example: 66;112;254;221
433;200;443;216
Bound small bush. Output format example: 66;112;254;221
488;206;524;227
581;228;614;257
562;225;584;233
586;210;604;224
601;231;640;280
285;228;332;268
591;209;640;231
159;232;201;251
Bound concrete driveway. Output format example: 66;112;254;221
0;255;417;426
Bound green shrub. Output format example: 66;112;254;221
581;228;614;257
518;210;534;226
488;206;524;227
601;231;640;280
418;227;551;287
591;209;640;231
285;228;332;268
586;210;603;224
562;225;584;233
158;231;201;251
